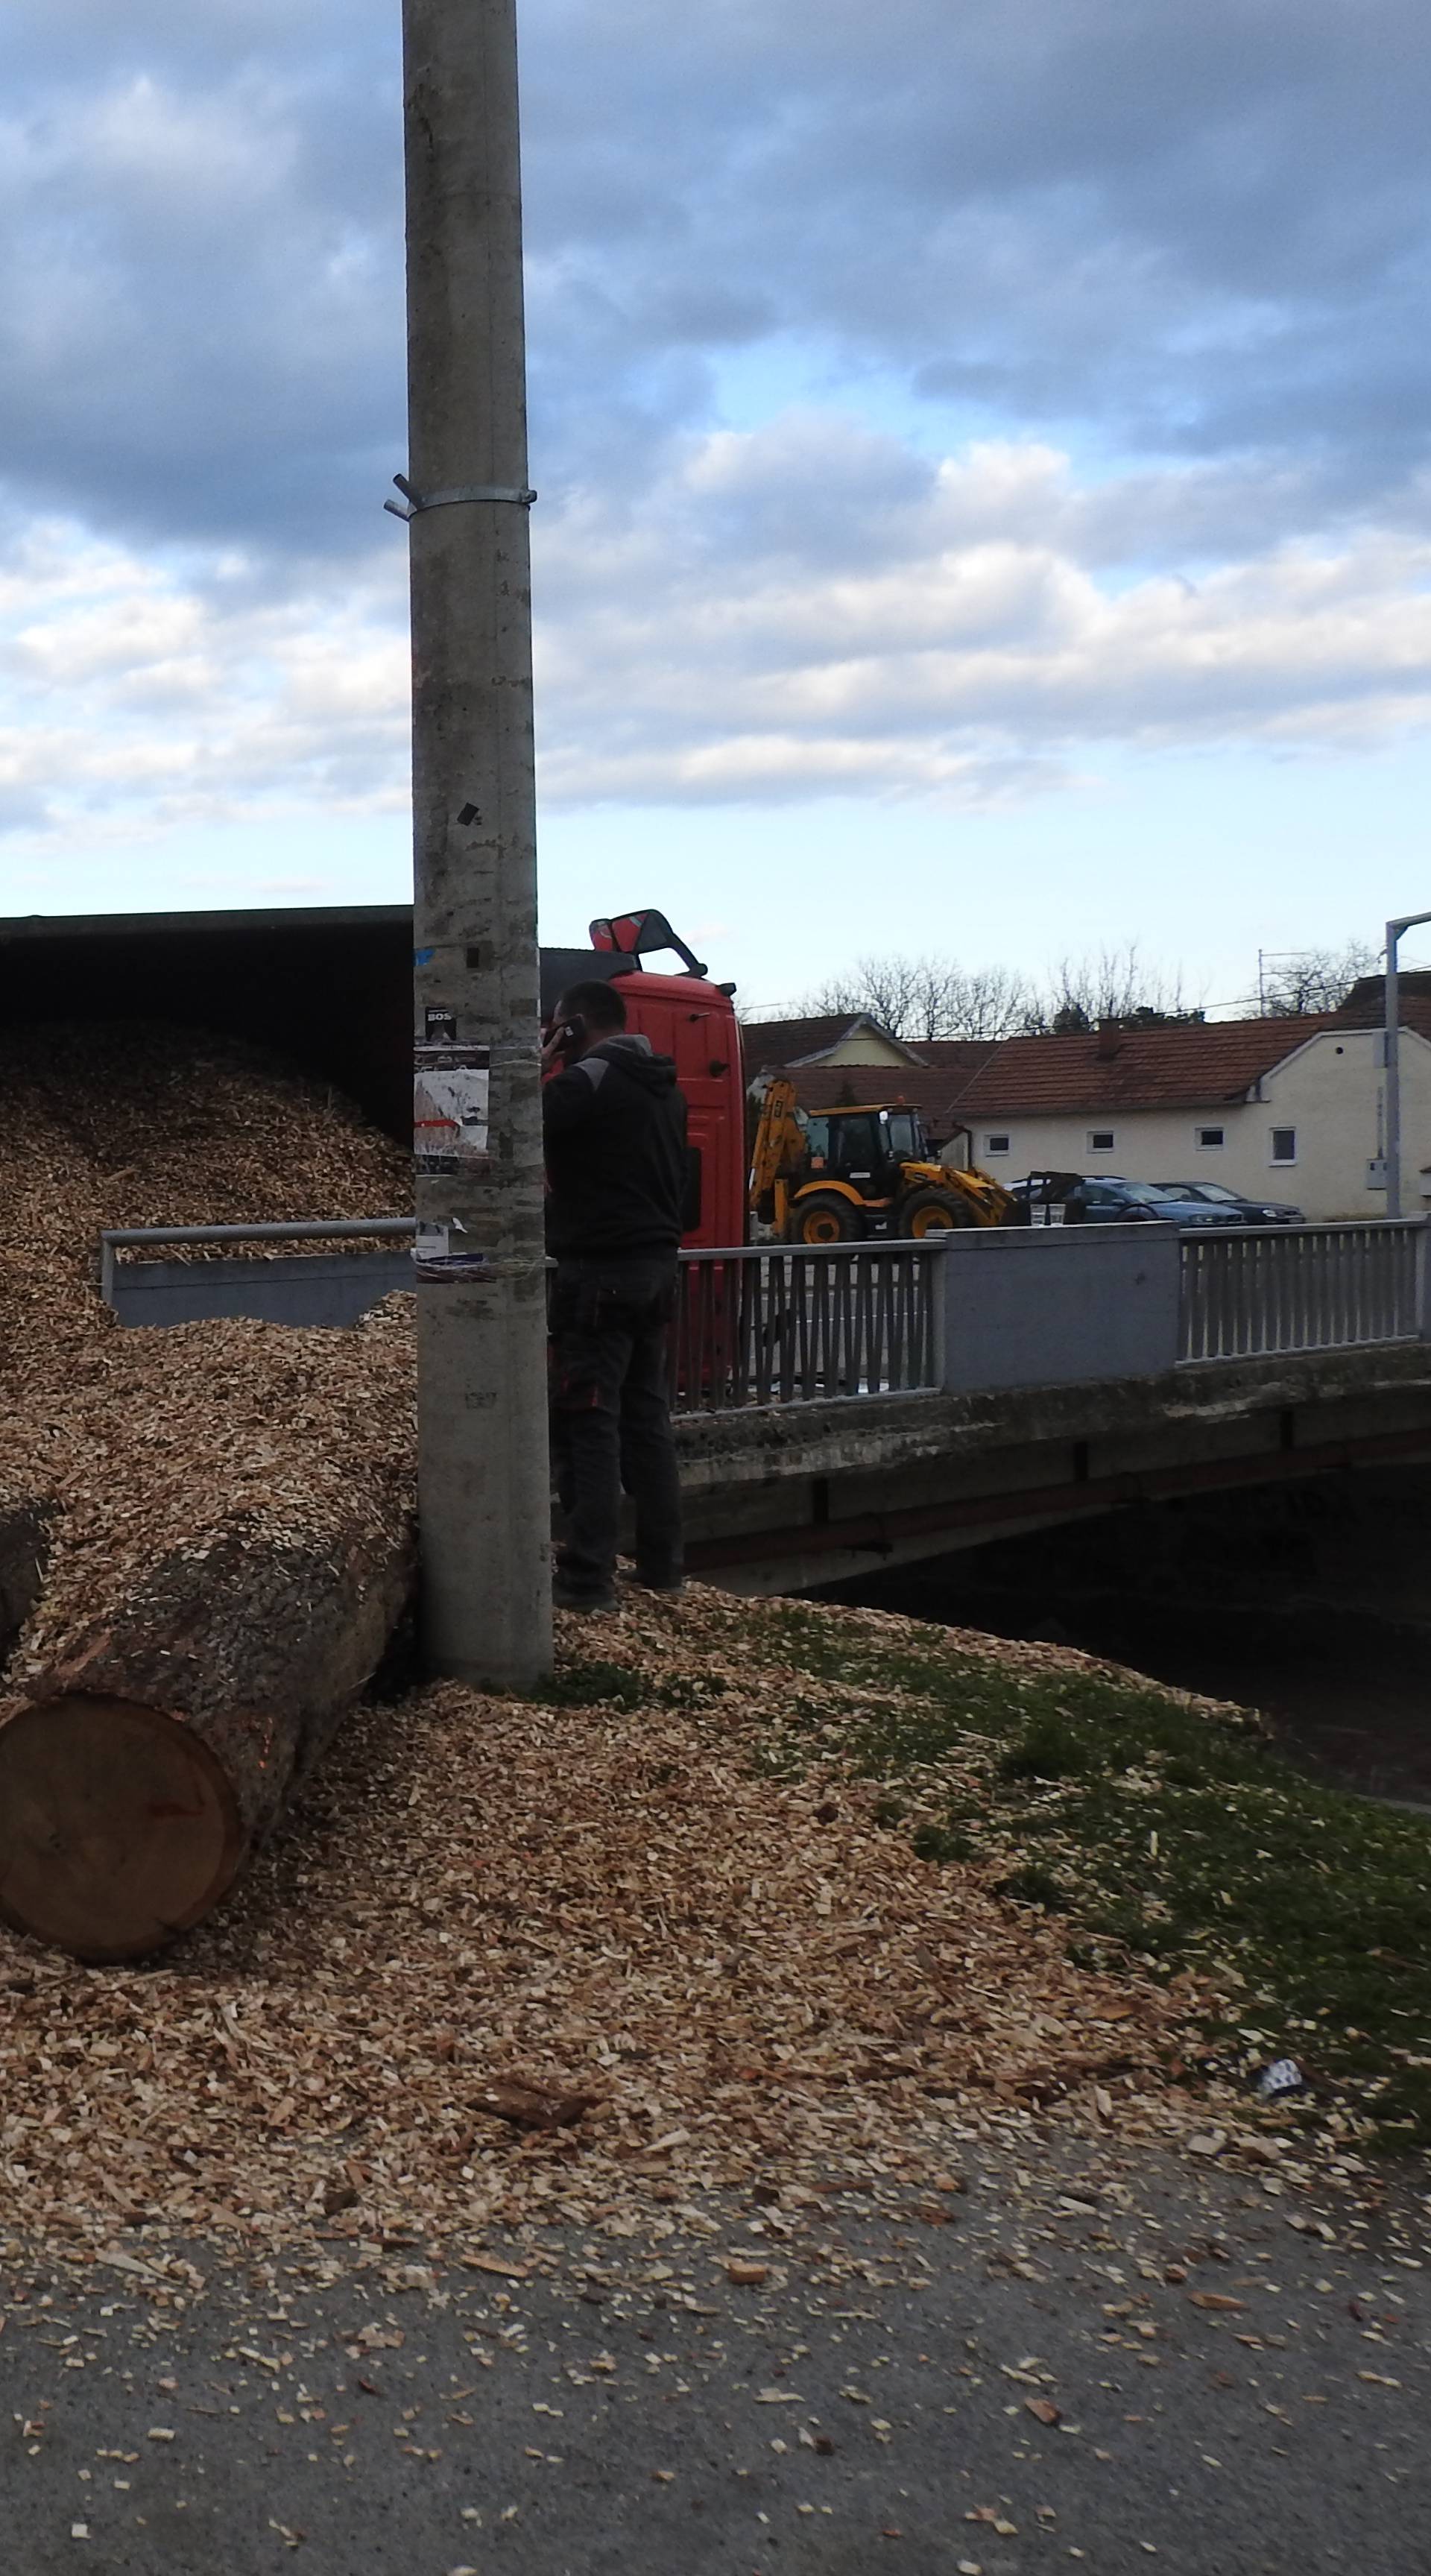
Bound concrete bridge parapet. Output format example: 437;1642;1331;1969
677;1338;1431;1594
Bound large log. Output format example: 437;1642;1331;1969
0;1517;415;1963
0;1498;51;1665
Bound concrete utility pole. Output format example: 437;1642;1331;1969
1383;911;1431;1221
396;0;552;1686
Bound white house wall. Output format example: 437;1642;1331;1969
944;1028;1431;1220
815;1030;914;1066
1261;1029;1431;1216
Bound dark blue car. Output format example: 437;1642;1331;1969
1014;1174;1243;1228
1157;1179;1306;1225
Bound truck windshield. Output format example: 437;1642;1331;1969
883;1111;921;1160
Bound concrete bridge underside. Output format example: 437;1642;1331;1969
672;1343;1431;1595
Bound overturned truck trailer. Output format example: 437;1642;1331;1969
0;903;742;1325
0;903;673;1141
0;903;417;1141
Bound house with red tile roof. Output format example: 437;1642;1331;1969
739;991;1431;1219
941;995;1431;1219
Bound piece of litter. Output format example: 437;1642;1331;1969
1254;2058;1307;2100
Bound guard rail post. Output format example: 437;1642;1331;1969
1418;1217;1431;1342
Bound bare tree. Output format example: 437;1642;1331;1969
804;956;926;1040
803;954;1038;1043
1258;941;1378;1017
929;964;1042;1042
1031;944;1202;1034
804;942;1203;1045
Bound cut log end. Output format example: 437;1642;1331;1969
0;1695;244;1963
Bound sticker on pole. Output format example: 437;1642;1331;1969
414;1222;494;1282
414;1044;490;1175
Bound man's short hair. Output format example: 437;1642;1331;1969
557;979;627;1032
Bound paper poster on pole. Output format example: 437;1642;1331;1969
414;1044;490;1176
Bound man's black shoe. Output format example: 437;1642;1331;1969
553;1579;618;1614
623;1568;686;1597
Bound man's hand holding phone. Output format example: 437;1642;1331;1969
540;1011;587;1075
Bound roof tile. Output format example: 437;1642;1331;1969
946;1008;1431;1118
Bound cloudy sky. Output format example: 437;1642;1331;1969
3;0;1430;1006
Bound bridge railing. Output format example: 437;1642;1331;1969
670;1242;944;1412
1178;1219;1425;1363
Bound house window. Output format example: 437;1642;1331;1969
1087;1129;1116;1153
1196;1126;1225;1150
984;1133;1011;1156
1270;1126;1297;1165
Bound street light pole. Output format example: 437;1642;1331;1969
397;0;552;1687
1383;911;1431;1221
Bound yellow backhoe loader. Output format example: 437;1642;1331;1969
748;1079;1016;1243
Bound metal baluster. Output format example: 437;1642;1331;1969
777;1254;797;1402
1210;1238;1228;1357
754;1254;774;1406
724;1255;742;1407
870;1254;888;1392
702;1255;715;1407
832;1254;850;1395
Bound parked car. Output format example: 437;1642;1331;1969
1156;1179;1305;1225
1012;1174;1241;1227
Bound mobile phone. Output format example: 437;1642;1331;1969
542;1013;587;1063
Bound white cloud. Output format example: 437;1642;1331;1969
0;522;409;841
3;423;1431;858
3;0;1431;561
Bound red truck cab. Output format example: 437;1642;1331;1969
539;908;747;1251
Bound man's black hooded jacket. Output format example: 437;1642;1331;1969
543;1034;689;1258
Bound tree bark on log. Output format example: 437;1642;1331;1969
0;1517;416;1963
0;1498;51;1673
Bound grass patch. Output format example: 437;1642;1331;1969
750;1600;1431;2155
537;1660;730;1716
995;1861;1071;1911
537;1658;651;1711
1001;1715;1099;1781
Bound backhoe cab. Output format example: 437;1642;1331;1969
749;1080;1015;1243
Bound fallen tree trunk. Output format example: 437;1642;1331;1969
0;1515;416;1963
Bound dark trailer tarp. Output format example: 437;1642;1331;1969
0;904;651;1143
0;904;414;1140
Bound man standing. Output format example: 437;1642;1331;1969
541;979;687;1611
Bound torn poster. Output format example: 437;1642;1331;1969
414;1044;490;1176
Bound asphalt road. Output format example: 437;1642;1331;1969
2;2142;1429;2576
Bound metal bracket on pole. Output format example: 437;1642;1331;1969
385;473;537;520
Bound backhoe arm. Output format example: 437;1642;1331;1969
748;1076;808;1212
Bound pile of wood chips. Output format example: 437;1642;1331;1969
0;1023;416;1680
0;1581;1226;2267
0;1023;1239;2266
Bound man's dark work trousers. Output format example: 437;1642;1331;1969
549;1254;683;1599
